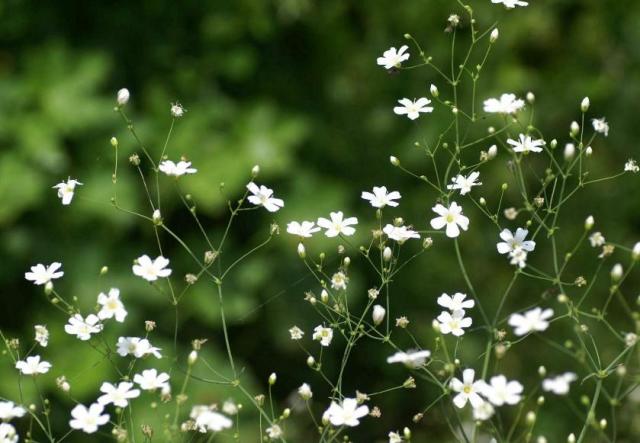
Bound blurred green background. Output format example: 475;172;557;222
1;0;639;441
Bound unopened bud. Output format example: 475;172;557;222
110;137;118;147
611;263;623;281
390;156;400;167
488;144;498;159
321;289;329;303
297;242;306;258
430;84;439;97
570;121;580;136
117;88;130;106
383;247;392;262
490;28;499;43
188;350;198;365
585;215;594;230
632;242;640;260
372;305;386;326
526;92;535;104
268;373;277;385
251;165;260;178
581;97;590;113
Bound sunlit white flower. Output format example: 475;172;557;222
592;118;609;137
16;355;51;375
508;134;545;154
437;310;472;336
246;182;284;212
286;221;320;238
383;224;420;243
132;255;172;282
377;45;410;70
53;178;83;205
0;401;26;420
393;98;433;120
437;292;474;311
478;375;523;406
298;383;313;400
324;398;369;427
0;423;18;443
625;159;639;173
266;424;283;439
542;373;577;395
317;212;358;237
25;262;63;286
133;369;170;391
97;382;140;408
116;337;162;359
361;186;401;208
497;228;536;255
158;160;197;177
386;350;431;368
508;307;553;336
472;401;495;421
450;369;485;409
312;326;334;347
491;0;528;8
34;325;49;347
170;102;185;118
97;288;127;322
588;232;605;247
430;202;469;238
190;406;232;433
447;172;482;195
483;93;525;114
331;271;348;290
69;403;109;434
64;314;103;341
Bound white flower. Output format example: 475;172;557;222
170;102;185;118
588;232;605;247
393;98;433;120
324;397;369;427
497;228;536;268
132;255;172;282
286;221;320;238
53;178;83;205
116;337;162;359
133;369;170;391
473;401;495;421
289;326;304;340
158;160;197;177
592;118;609;137
509;248;529;268
389;431;402;443
0;423;18;443
246;182;284;212
437;310;472;336
34;325;49;347
450;369;485;409
222;400;238;415
331;271;348;290
317;212;358;237
0;401;26;420
542;373;577;395
69;403;109;434
298;383;313;400
383;224;420;243
386;350;431;368
190;406;232;433
447;172;482;195
377;45;410;70
16;355;51;375
478;375;523;406
508;134;545;154
437;292;474;311
116;88;130;105
430;202;469;238
312;326;334;347
97;288;127;322
97;382;140;408
491;0;529;8
483;93;525;114
361;186;401;208
625;159;639;173
508;307;554;336
25;262;63;285
266;424;283;439
64;314;103;341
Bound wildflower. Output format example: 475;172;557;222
508;307;553;336
64;314;103;341
361;186;402;208
298;383;313;400
625;159;639;173
286;221;320;238
491;0;529;8
116;88;130;105
497;228;536;255
266;424;283;439
472;401;495;421
447;172;482;195
289;326;304;340
483;93;525;114
53;178;83;205
372;305;386;326
490;28;499;43
0;402;26;420
611;263;623;281
97;382;140;408
588;232;605;247
324;398;369;427
509;248;528;268
386;350;431;368
34;325;49;347
396;316;410;328
97;288;127;322
389;431;402;443
158;160;197;177
508;134;545;154
246;182;284;212
437;310;472;336
25;262;63;285
383;224;420;243
504;207;518;220
222;400;238;415
133;369;170;391
16;355;50;375
190;406;232;433
317;211;358;237
430;202;469;238
581;97;590;112
450;369;485;409
331;271;348;290
0;423;17;443
69;403;110;434
132;255;172;282
377;46;410;70
592;118;609;136
625;333;638;347
542;373;577;395
170;102;185;118
479;375;523;406
393;98;433;120
116;337;162;358
437;292;474;311
312;326;334;347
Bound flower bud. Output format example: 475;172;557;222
611;263;623;281
488;144;498;159
632;242;640;260
117;88;130;106
585;215;594;230
372;305;386;326
538;365;547;377
188;350;198;365
570;121;580;136
403;427;412;438
100;266;109;275
321;289;329;303
152;209;162;225
526;411;536;424
430;84;439;97
251;164;260;178
567;433;576;443
564;143;575;161
297;242;306;259
383;247;392;262
110;137;118;147
581;97;590;112
599;418;607;429
268;373;277;385
490;28;499;43
306;356;315;367
585;146;593;156
390;156;400;167
526;91;535;104
298;383;313;400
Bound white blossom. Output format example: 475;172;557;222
625;159;639;173
478;375;523;406
592;118;609;137
497;228;536;255
508;307;553;336
491;0;528;8
324;397;369;427
116;88;130;105
0;423;18;443
589;232;605;247
377;45;410;70
53;179;83;205
430;202;469;238
247;182;284;212
450;369;485;409
508;134;545;154
317;211;358;237
133;369;170;391
116;337;162;359
158;160;197;177
437;310;472;336
132;255;172;282
64;314;103;341
69;403;110;434
312;326;334;347
437;292;474;311
383;224;420;243
386;350;431;368
189;406;232;433
286;221;320;238
25;262;63;286
97;288;127;322
298;383;313;400
483;93;525;114
361;186;402;208
542;373;577;395
447;172;482;195
331;271;348;290
0;401;26;421
170;102;186;118
16;355;51;375
97;382;140;408
34;325;49;347
289;326;304;340
393;98;433;120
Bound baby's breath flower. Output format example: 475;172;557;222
298;383;313;400
34;325;49;347
116;88;130;106
170;102;186;118
247;182;284;212
53;178;83;205
625;159;639;173
589;232;605;247
16;355;51;375
324;397;369;427
331;271;348;290
447;172;482;195
542;373;577;395
312;326;333;346
436;310;471;336
483;93;525;114
508;134;545;154
450;369;485;409
132;255;172;282
430;202;469;238
372;305;386;326
69;403;110;434
592;117;609;136
25;262;63;286
377;46;410;70
395;316;410;328
159;160;197;177
393;98;433;120
317;212;358;237
361;186;401;208
387;350;431;368
508;307;553;336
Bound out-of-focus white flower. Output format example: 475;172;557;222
625;159;639;173
383;224;420;243
53;178;83;205
69;403;110;434
25;262;63;286
289;326;304;340
34;325;49;347
298;383;313;400
266;424;283;439
592;118;609;136
472;401;495;421
389;431;402;443
286;221;320;238
16;355;51;375
377;46;410;70
542;373;577;395
133;369;170;391
437;310;472;336
246;182;284;212
508;307;553;336
158;160;197;177
437;292;474;311
447;172;482;195
170;102;186;118
116;88;130;106
361;186;401;208
132;255;172;282
331;271;348;290
393;98;433;120
0;422;18;443
324;397;369;427
317;212;358;237
589;232;605;247
222;400;238;415
386;350;431;368
483;93;525;114
313;326;334;347
508;134;545;154
491;0;528;8
97;288;127;322
0;401;26;420
478;375;523;406
116;337;162;359
64;314;103;341
430;202;469;238
190;406;232;433
450;369;485;409
97;382;140;408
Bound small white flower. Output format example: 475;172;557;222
317;212;358;237
430;202;469;238
472;401;495;421
170;102;186;118
508;307;554;336
0;401;26;420
508;134;545;154
383;224;420;243
222;400;238;415
246;182;284;212
491;0;529;8
132;255;172;282
312;326;334;347
16;355;51;375
508;248;528;268
190;406;232;433
447;172;482;195
34;325;49;347
478;375;523;406
386;350;431;368
116;88;130;105
116;337;162;359
69;403;110;434
361;186;402;208
298;383;313;400
389;431;402;443
437;310;472;336
497;228;536;255
97;382;140;408
331;271;348;290
53;178;83;205
589;232;605;247
64;314;103;341
483;93;525;114
25;262;63;285
324;397;369;427
542;373;577;395
450;369;485;409
266;424;283;439
289;326;304;340
286;221;320;238
437;292;474;311
97;288;127;322
133;369;170;391
592;118;609;137
377;45;410;70
393;98;433;120
625;159;639;173
158;160;197;177
0;423;18;443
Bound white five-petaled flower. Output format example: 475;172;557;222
53;178;83;205
437;292;474;311
472;401;495;421
133;369;170;391
509;248;528;268
437;310;472;336
0;401;26;420
361;186;401;208
430;202;469;238
289;326;304;340
447;172;482;195
97;382;140;408
542;372;577;395
16;355;51;375
116;337;162;359
588;232;605;247
266;424;283;439
478;375;523;406
0;423;18;443
491;0;529;8
508;307;554;336
324;397;369;427
497;228;536;269
376;45;410;70
483;93;525;114
508;134;545;154
132;255;172;282
592;118;609;137
97;288;127;322
312;326;334;347
393;98;434;120
386;350;431;368
246;182;284;212
64;314;103;341
170;102;185;118
286;221;320;238
34;325;49;347
158;160;197;177
317;211;358;237
331;271;348;290
383;224;420;243
69;403;110;434
450;369;485;409
190;406;233;433
25;262;63;285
